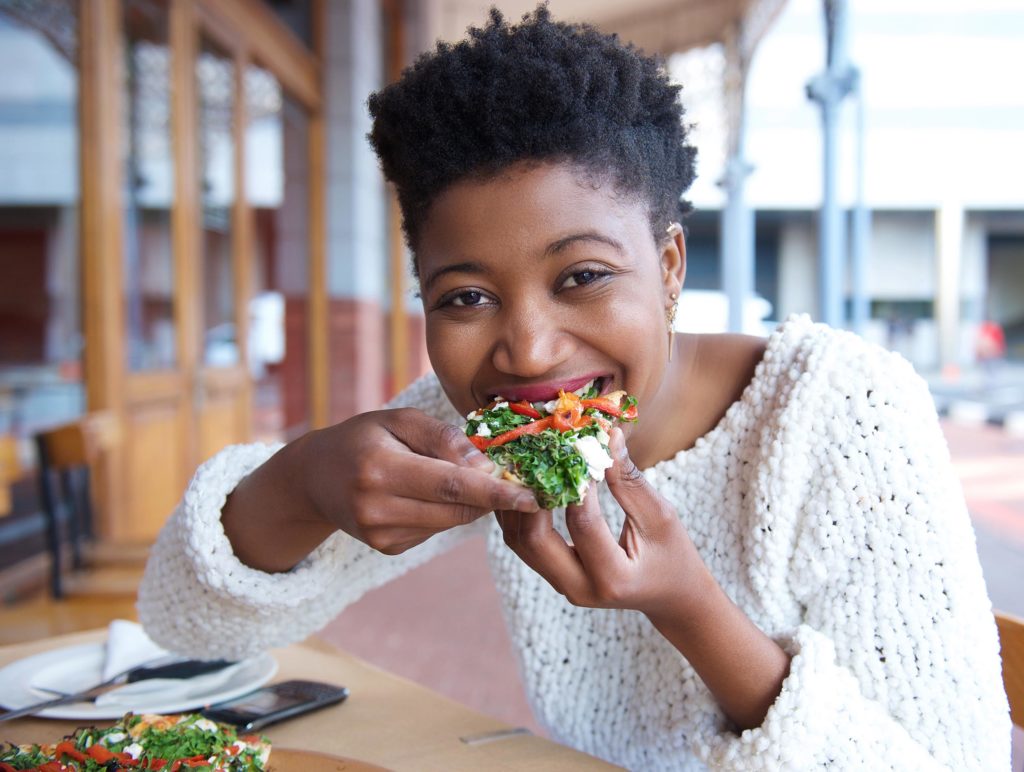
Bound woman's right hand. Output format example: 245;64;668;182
222;407;539;572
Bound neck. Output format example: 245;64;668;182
626;335;698;469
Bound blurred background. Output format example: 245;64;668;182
0;0;1020;757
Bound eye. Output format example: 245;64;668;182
560;269;607;289
440;289;494;308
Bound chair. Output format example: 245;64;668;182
33;411;118;598
0;434;21;517
996;610;1024;730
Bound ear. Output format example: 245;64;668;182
660;226;686;301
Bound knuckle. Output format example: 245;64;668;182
491;485;523;511
362;530;392;553
452;504;481;527
392;406;418;423
567;508;598;533
435;473;466;503
376;541;409;556
619;459;646;488
352;458;383;493
437;422;467;450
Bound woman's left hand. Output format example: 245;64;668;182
497;427;713;619
498;426;792;730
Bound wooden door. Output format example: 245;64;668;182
84;0;322;544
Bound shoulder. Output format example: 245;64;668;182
766;316;950;481
759;314;928;407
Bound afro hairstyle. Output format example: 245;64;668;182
367;5;697;272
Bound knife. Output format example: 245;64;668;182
0;658;236;722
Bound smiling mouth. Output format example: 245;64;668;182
489;375;610;404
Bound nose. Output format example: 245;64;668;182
491;302;575;377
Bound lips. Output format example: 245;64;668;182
489;375;608;404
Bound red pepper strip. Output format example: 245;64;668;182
85;745;116;764
183;757;211;768
508;401;541;419
581;397;637;421
0;763;18;772
550;411;573;432
476;417;555;449
55;741;86;763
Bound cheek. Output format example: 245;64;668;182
425;321;486;409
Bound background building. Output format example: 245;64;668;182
674;0;1024;372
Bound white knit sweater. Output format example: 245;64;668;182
138;316;1011;770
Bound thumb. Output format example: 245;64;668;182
606;427;667;533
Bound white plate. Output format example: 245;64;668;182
0;642;277;719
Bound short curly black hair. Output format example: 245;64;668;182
367;5;697;272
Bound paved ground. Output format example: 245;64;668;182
318;409;1024;757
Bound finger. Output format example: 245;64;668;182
381;496;494;530
384;408;494;472
376;453;539;513
497;509;591;602
606;427;672;537
564;483;625;576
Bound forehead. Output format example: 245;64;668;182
416;162;651;269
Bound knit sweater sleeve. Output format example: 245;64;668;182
695;333;1010;770
137;374;484;659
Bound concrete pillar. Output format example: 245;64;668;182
807;0;857;329
324;0;388;421
935;202;964;376
720;158;755;333
719;28;755;334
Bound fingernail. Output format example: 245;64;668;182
515;493;540;513
610;427;627;458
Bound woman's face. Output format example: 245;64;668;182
417;162;685;437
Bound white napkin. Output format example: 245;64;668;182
102;620;172;681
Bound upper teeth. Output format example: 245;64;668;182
573;379;596;397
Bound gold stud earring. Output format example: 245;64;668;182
667;292;679;361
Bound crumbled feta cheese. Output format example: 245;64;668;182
466;410;479;420
100;731;126;746
493;401;508;410
573;435;614;482
544;399;559;413
123;743;144;759
475;422;492;437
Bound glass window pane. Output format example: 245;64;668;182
123;0;175;371
0;2;83;527
197;37;237;367
246;64;310;441
265;0;312;48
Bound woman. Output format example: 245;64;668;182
140;8;1009;769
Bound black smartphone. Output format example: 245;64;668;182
201;680;349;731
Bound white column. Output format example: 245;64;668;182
325;0;387;301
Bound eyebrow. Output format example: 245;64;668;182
422;231;625;292
422;261;486;293
545;231;625;256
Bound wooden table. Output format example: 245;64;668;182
0;630;621;771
